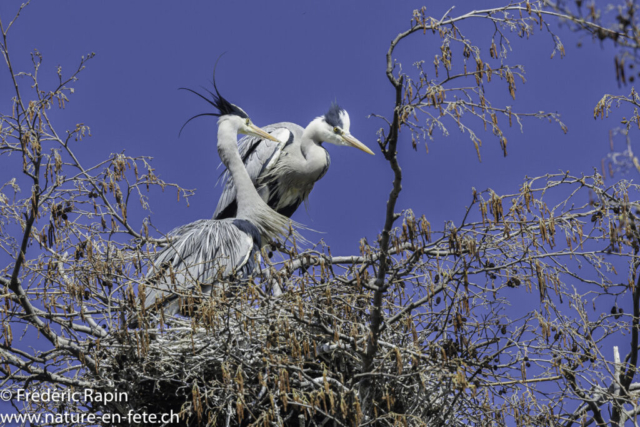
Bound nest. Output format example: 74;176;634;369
94;289;357;426
90;283;464;427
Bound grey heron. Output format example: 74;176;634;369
213;104;375;219
143;80;296;316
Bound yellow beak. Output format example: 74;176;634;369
341;133;375;155
248;123;281;142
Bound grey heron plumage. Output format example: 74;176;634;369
143;77;296;316
213;103;374;220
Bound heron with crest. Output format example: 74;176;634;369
213;103;375;220
143;73;300;316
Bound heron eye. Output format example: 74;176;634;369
245;118;251;125
333;127;341;135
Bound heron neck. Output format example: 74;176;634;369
217;122;262;217
300;120;324;157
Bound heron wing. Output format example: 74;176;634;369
213;123;302;219
144;218;260;313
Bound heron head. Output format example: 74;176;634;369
179;80;278;142
236;116;280;142
179;54;279;142
316;103;374;155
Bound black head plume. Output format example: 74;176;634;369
179;55;249;136
323;102;345;128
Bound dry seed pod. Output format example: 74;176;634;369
506;278;521;288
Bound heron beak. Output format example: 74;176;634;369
247;123;281;142
341;133;375;155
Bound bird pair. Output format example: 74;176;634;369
141;73;373;319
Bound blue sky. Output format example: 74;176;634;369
0;0;625;258
0;1;633;419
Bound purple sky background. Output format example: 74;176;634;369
0;1;625;255
0;0;634;419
